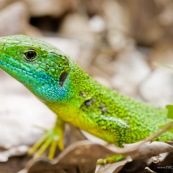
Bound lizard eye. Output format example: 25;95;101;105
24;50;37;61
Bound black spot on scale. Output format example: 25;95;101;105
99;104;107;114
59;72;68;87
84;98;96;107
80;92;87;98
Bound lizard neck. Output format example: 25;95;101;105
44;61;96;122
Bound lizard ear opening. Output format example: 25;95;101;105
59;71;68;87
48;52;70;86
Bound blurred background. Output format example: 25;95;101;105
0;0;173;172
1;0;173;105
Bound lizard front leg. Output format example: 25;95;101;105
28;116;65;159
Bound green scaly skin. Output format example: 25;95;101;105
0;35;172;162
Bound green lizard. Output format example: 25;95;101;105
0;35;173;162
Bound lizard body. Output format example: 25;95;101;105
0;35;172;158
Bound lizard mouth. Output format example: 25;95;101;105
0;55;38;87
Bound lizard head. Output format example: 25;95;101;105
0;35;72;102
